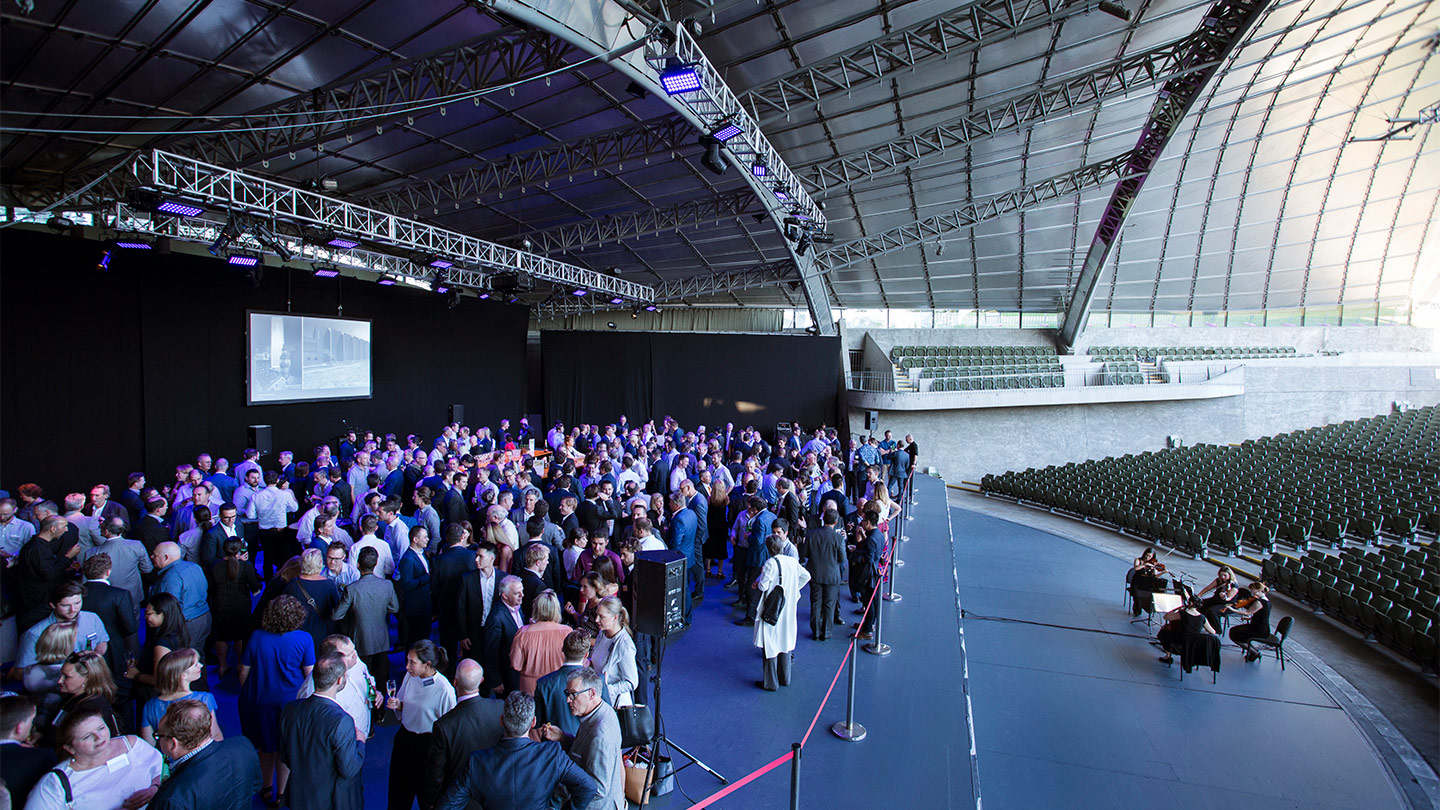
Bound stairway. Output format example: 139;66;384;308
1142;360;1166;384
893;363;916;392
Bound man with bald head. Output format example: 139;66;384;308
425;659;505;806
151;540;211;648
15;514;79;630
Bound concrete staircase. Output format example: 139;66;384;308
1142;360;1166;384
893;363;916;392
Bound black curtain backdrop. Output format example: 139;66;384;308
1;229;529;498
542;330;840;432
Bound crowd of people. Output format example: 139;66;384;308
0;415;918;809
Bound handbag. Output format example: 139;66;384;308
760;558;785;626
617;703;654;749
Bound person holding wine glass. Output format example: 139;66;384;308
385;639;455;810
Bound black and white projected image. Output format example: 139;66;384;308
248;312;372;404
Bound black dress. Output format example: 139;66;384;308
1228;598;1272;646
209;559;261;643
705;492;731;560
1158;610;1209;653
284;576;341;651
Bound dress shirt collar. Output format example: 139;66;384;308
173;737;214;768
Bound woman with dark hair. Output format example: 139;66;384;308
124;592;200;724
45;651;122;747
239;594;316;807
283;548;341;650
209;536;262;677
385;639;455;810
24;708;163;810
1228;581;1274;662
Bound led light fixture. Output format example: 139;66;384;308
609;296;624;305
227;253;260;267
96;250;112;272
435;284;451;294
709;121;742;142
129;189;204;218
772;184;791;202
327;236;361;249
478;292;491;300
644;304;658;312
659;61;702;95
157;200;205;217
313;267;341;278
113;233;154;249
750;162;769;178
377;275;397;286
429;259;454;269
572;289;588;296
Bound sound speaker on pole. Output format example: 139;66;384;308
632;549;687;638
866;410;879;431
247;425;272;457
449;404;464;424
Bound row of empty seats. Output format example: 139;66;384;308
920;363;1059;379
1088;345;1298;361
928;374;1065;391
1102;361;1150;386
1263;545;1438;666
890;344;1058;361
899;355;1062;371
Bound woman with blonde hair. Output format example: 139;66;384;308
282;548;341;650
509;591;572;694
139;648;221;744
588;597;637;708
42;650;123;747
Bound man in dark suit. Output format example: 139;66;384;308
576;484;618;536
395;523;433;652
533;629;608;735
280;653;365;810
441;471;470;537
679;479;708;605
889;443;912;498
850;513;885;640
432;525;477;668
481;576;525;696
458;544;501;663
646;449;671;497
150;700;262;810
435;691;599;810
0;695;57;801
424;660;505;808
136;496;170;553
198;504;242;570
665;493;699;623
80;554;138;682
327;468;354;526
116;472;147;528
804;509;849;640
517;540;550;617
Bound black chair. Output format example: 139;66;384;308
1250;616;1294;670
1163;633;1220;683
1123;568;1136;609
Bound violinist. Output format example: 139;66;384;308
1129;548;1168;616
1227;582;1272;662
1157;594;1218;665
1196;566;1241;630
1134;548;1166;577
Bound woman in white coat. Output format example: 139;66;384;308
753;532;811;691
590;596;638;707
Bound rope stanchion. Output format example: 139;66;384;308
885;489;905;601
684;749;795;810
864;545;894;657
830;633;868;741
789;742;802;810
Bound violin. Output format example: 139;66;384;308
1228;594;1257;612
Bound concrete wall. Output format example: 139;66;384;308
850;363;1440;484
844;324;1438;355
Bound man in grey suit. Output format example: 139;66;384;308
280;652;365;810
539;667;625;810
804;508;848;640
331;547;398;691
424;660;505;808
84;516;152;624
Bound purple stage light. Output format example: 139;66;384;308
113;240;153;249
156;201;205;217
710;123;742;142
314;267;340;278
572;289;588;296
327;237;361;249
377;275;397;286
227;254;260;266
429;259;454;269
751;162;769;178
609;296;624;305
659;64;702;95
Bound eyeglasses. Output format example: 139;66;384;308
153;733;173;742
563;687;594;700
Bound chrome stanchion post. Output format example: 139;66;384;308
864;555;893;656
830;638;867;741
789;742;802;810
884;523;902;602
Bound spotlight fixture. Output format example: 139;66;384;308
46;215;74;234
128;188;205;218
795;231;812;257
430;268;450;293
445;289;461;309
772;184;791;202
254;224;293;263
625;80;648;100
658;60;702;95
478;292;491;300
435;284;450;294
572;288;588;297
113;233;154;249
699;136;728;176
609;296;624;305
708;120;743;142
96;249;112;272
227;253;260;266
326;234;361;249
631;309;639;319
644;304;658;312
933;240;945;256
208;214;242;257
751;213;767;224
750;161;769;178
377;275;398;286
1098;0;1132;20
607;322;618;329
313;265;341;278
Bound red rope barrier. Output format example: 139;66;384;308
686;749;796;810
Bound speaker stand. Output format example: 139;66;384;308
642;636;727;797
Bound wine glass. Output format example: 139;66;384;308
123;650;137;677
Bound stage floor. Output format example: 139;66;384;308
953;506;1408;810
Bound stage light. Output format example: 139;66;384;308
227;253;260;266
699;136;727;176
631;309;639;319
46;216;74;234
313;266;341;278
572;289;588;296
478;292;491;300
609;296;624;305
446;289;461;309
96;249;112;272
254;224;293;262
796;231;812;257
435;284;450;294
377;275;397;286
709;121;742;142
1099;0;1132;20
659;61;702;95
429;259;454;269
208;214;242;257
156;200;205;217
625;81;648;100
113;232;154;249
644;304;658;312
607;322;617;329
772;184;791;202
128;189;205;218
326;235;360;249
750;161;769;178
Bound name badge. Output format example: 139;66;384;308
422;677;435;687
107;752;130;772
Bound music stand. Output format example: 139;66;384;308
1132;589;1181;627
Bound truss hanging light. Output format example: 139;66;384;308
708;120;743;143
750;161;769;178
128;188;205;218
253;223;293;263
227;253;260;267
325;234;361;249
1098;0;1132;20
113;232;154;249
428;259;454;269
772;183;792;202
208;214;242;257
313;265;341;278
96;249;112;272
571;288;588;297
609;296;624;305
377;275;398;286
658;60;702;95
445;289;461;309
699;136;728;176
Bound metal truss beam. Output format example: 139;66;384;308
805;32;1215;194
1057;0;1275;351
521;187;760;253
129;149;654;300
360;114;693;214
170;29;578;169
817;152;1136;271
534;258;795;315
737;0;1081;123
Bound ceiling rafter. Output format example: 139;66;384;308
519;186;760;253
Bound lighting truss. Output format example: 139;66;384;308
127;149;655;302
520;187;762;253
645;24;826;227
803;31;1218;194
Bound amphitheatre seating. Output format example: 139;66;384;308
892;345;1065;390
980;405;1438;564
1088;345;1297;361
1102;361;1146;385
1262;544;1439;667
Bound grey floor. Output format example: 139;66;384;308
953;502;1416;810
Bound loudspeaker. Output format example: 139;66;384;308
632;550;687;638
866;410;879;431
247;425;272;457
449;404;464;425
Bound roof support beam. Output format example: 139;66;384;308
804;31;1216;195
521;187;761;252
1057;0;1276;352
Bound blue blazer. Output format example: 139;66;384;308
397;548;432;617
667;508;698;564
746;509;776;568
436;737;599;810
148;736;262;810
687;492;709;549
280;695;365;810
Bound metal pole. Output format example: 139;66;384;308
864;557;892;656
884;521;903;602
831;637;867;740
789;742;802;810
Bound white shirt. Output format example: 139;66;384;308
350;535;395;579
297;660;376;736
254;486;298;530
396;671;456;734
0;517;36;556
232;483;261;521
296;506;321;542
24;735;162;810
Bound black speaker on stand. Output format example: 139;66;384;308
247;425;272;457
632;550;686;639
449;404;464;425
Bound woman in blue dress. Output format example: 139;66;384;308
238;594;315;808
